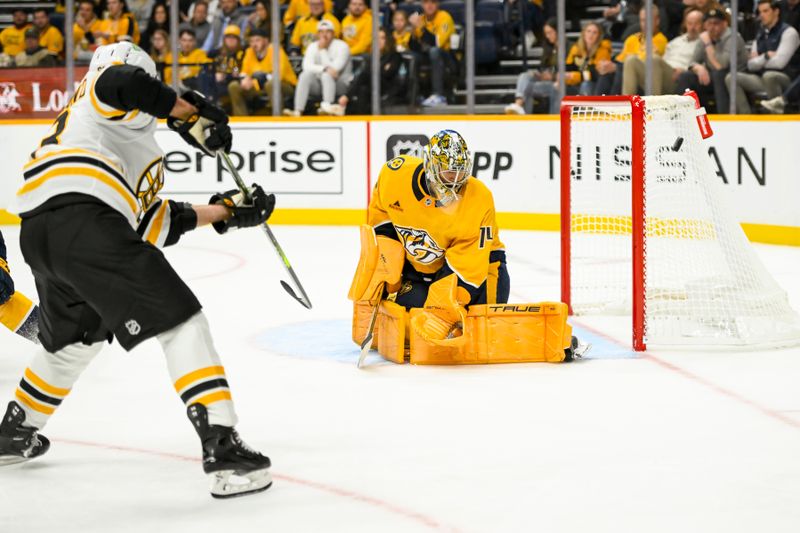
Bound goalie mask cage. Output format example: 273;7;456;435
560;94;800;351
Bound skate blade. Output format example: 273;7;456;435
574;342;592;359
209;468;272;499
0;455;33;467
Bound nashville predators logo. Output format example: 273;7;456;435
395;225;444;265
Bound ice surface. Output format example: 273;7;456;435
1;226;799;533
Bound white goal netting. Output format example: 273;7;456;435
566;95;800;346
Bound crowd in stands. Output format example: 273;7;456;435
1;0;800;114
505;0;800;114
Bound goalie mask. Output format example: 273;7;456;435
89;42;157;79
423;130;473;207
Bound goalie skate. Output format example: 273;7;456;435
0;401;50;466
564;336;591;362
187;403;272;499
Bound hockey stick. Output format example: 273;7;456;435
357;283;385;369
217;151;312;310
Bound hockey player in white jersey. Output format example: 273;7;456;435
0;42;273;499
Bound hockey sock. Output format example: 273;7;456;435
14;342;104;429
157;312;238;427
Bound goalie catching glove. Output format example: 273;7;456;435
209;184;275;234
410;274;471;347
168;91;232;156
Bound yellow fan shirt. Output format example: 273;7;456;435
240;44;298;87
341;9;372;55
98;13;140;45
38;25;65;55
73;18;103;47
0;24;31;56
163;48;211;82
615;31;667;62
283;0;333;25
413;9;455;51
290;13;341;53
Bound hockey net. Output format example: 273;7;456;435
561;94;800;350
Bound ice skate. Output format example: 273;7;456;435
564;336;591;362
187;403;272;499
0;401;50;466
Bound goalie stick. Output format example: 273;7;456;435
217;151;312;310
357;282;385;369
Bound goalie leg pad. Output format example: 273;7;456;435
409;302;573;365
376;300;409;364
352;300;380;349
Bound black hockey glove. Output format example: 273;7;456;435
209;184;275;235
167;91;233;156
0;252;13;306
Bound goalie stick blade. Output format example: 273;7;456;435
280;280;312;309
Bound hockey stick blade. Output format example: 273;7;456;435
217;151;312;310
280;280;311;309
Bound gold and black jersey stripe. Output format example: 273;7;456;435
173;366;232;407
15;368;71;416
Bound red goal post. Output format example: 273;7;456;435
560;96;647;350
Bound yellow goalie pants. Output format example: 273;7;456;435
353;300;573;364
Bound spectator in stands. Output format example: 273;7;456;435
411;0;456;107
141;3;170;53
33;8;65;57
505;0;544;52
504;17;559;114
126;0;155;30
392;9;412;52
228;28;297;115
163;28;211;90
15;28;58;67
602;0;641;41
0;9;31;58
727;0;800;113
149;28;170;74
341;0;373;56
596;6;668;95
760;69;800;110
98;0;141;45
289;0;341;55
74;0;103;61
622;8;703;94
180;1;212;46
213;24;246;98
284;19;352;116
336;27;404;114
677;8;747;113
203;0;248;53
565;22;613;96
283;0;334;26
246;0;276;39
781;0;800;32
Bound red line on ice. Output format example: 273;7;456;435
569;317;800;432
52;437;462;532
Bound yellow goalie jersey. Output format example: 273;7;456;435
368;154;504;291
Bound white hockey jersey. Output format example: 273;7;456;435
16;68;175;247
